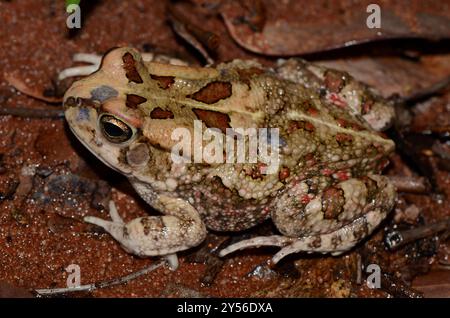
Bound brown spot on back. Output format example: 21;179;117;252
287;120;315;133
335;133;353;145
322;186;345;219
237;67;265;78
192;108;231;133
150;74;175;89
150;107;174;119
324;70;346;93
278;167;290;182
335;118;365;131
306;106;319;116
237;67;265;86
122;53;143;84
361;97;374;115
189;81;232;104
126;94;147;109
305;122;316;132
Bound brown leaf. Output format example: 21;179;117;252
221;0;450;55
412;270;450;297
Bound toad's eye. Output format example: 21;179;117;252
99;114;133;143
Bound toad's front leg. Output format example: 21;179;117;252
84;196;207;270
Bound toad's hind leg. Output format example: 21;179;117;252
84;196;207;270
219;175;396;264
58;54;102;81
219;210;384;264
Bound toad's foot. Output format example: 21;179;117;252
218;209;385;264
59;52;188;81
84;198;206;271
58;53;102;81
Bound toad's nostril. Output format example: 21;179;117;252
64;96;77;107
66;96;100;109
77;97;98;108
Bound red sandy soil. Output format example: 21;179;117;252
0;0;448;297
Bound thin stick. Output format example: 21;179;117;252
0;106;64;118
385;217;450;250
389;175;429;193
34;260;165;296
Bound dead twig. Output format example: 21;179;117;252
385;217;450;251
410;125;450;137
381;272;423;298
389;175;430;194
0;105;64;119
34;260;165;296
185;234;229;286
